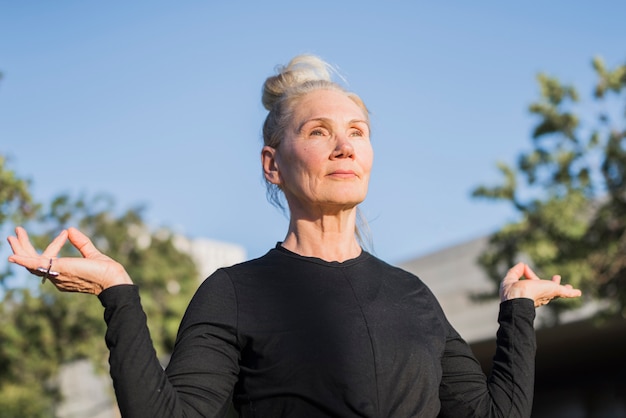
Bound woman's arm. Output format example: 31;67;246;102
100;272;240;417
438;263;581;418
7;227;240;418
439;299;536;418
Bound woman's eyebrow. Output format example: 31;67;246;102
349;119;370;127
297;118;369;133
297;118;330;133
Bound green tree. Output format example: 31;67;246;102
473;56;626;320
0;157;52;417
0;155;39;282
0;156;37;227
0;191;200;416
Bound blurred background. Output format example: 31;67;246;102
1;1;625;417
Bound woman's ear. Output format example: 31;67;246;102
262;146;281;185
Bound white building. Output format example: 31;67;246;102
172;234;247;282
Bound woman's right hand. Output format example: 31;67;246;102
7;226;133;295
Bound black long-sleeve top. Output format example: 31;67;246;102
99;245;536;417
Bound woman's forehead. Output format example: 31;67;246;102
292;89;369;123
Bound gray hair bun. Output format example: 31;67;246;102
261;55;338;111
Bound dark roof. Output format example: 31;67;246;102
399;236;503;342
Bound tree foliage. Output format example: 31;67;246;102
0;156;39;284
0;181;200;415
0;156;37;227
473;56;626;320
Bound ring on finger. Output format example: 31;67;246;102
35;258;59;284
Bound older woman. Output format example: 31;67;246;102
7;55;581;418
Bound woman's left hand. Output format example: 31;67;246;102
500;262;582;307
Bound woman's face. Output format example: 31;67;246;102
262;89;374;215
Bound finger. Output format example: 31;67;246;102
42;230;69;258
8;253;50;271
503;262;525;283
523;264;542;281
11;227;39;256
67;227;104;259
7;235;23;256
551;274;562;284
538;283;582;306
559;286;582;298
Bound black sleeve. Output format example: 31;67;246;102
438;298;536;418
98;270;240;418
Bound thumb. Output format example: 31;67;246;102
500;262;526;301
67;227;106;259
504;262;526;282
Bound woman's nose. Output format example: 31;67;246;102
331;134;355;159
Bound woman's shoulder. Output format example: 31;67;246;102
361;252;425;280
196;247;285;288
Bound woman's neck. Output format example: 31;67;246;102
281;210;361;262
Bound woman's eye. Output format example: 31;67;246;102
310;128;327;137
350;129;364;137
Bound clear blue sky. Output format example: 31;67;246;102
1;1;625;264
